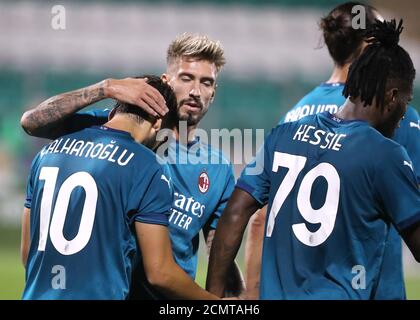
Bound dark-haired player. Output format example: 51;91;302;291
21;76;218;300
244;2;420;299
207;19;420;299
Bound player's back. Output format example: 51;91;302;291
259;112;417;299
279;83;420;299
23;126;166;300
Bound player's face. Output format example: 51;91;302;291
378;87;412;138
163;57;217;126
143;118;162;149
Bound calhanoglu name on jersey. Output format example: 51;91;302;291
40;138;135;166
293;124;347;151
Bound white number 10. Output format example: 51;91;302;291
266;152;340;247
38;167;98;255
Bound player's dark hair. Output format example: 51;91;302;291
114;75;177;123
320;2;377;66
343;19;416;110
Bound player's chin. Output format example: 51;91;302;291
178;112;201;126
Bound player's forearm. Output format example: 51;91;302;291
224;261;246;297
152;262;219;300
205;229;245;297
244;208;266;299
206;213;248;297
20;80;109;138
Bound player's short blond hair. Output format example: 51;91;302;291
167;33;226;72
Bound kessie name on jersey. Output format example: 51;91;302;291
293;124;347;151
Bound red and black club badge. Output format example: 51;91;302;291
198;171;210;193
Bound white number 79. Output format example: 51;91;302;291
266;152;340;247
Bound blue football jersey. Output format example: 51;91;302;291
163;138;235;278
238;112;420;299
23;126;172;300
278;82;420;299
62;109;235;279
280;82;420;182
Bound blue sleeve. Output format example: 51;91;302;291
236;132;272;206
393;106;420;184
374;144;420;232
209;164;236;230
62;109;110;135
24;152;42;209
24;172;33;209
131;164;173;227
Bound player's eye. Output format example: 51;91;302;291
202;80;213;87
180;76;192;82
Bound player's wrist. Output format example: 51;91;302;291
102;78;115;99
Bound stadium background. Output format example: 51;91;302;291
0;0;419;299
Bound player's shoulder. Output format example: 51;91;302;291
383;138;410;158
351;121;402;151
403;105;420;126
292;87;319;108
294;83;343;105
370;130;408;160
131;142;163;168
29;148;45;171
406;105;420;118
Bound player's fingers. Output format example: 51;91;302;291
146;87;169;114
136;98;159;117
142;93;166;117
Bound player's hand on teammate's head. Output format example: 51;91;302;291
105;77;169;117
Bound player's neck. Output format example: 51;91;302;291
105;115;152;143
335;98;378;125
326;63;350;84
172;123;198;144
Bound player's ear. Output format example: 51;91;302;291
384;87;398;111
153;118;162;131
161;74;169;84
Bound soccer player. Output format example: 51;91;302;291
244;2;420;299
21;76;219;300
20;34;243;298
207;19;420;299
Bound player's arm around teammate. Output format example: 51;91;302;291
20;77;168;139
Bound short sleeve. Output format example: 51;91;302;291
374;144;420;231
395;106;420;184
24;152;42;209
208;164;236;230
131;164;173;226
24;172;33;209
65;109;110;134
236;132;272;206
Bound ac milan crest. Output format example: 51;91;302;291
198;171;210;193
